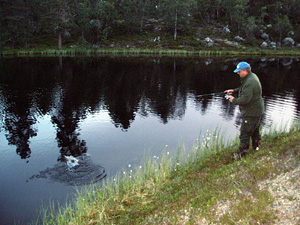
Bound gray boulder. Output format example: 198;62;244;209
261;33;269;41
269;42;276;49
204;37;214;46
225;40;240;48
223;25;230;34
282;37;295;46
234;36;245;42
260;42;268;48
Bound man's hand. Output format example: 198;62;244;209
229;96;234;103
224;89;234;95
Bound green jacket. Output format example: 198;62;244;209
232;72;264;117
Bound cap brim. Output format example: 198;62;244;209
233;68;240;73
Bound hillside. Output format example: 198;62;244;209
2;0;300;55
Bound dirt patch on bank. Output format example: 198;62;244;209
258;163;300;224
207;148;300;225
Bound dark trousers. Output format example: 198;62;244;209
239;116;262;150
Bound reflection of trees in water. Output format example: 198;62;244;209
52;109;87;161
51;59;90;160
0;57;55;159
141;61;188;123
4;110;36;159
99;59;189;127
102;62;142;129
1;57;300;160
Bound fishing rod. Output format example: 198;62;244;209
196;91;231;98
195;91;223;97
156;92;231;106
196;92;232;100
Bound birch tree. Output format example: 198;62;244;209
158;0;196;40
39;0;74;50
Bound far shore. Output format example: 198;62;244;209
2;47;300;57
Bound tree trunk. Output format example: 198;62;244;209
174;9;178;40
58;31;62;50
140;0;148;32
206;13;210;24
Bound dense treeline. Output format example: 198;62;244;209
1;0;300;50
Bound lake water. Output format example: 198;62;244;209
0;56;300;224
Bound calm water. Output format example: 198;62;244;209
0;56;300;224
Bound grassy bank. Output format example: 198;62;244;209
2;47;300;57
38;124;300;225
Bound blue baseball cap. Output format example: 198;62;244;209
234;62;250;73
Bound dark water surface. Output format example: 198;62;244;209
1;56;300;224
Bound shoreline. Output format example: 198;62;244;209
2;47;300;57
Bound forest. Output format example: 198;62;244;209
1;0;300;50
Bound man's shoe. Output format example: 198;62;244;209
233;148;248;160
252;139;261;151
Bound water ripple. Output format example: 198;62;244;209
28;154;106;186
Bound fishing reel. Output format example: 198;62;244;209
225;94;231;100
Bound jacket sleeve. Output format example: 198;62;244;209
233;88;239;93
232;83;253;105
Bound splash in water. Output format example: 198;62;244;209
28;154;106;186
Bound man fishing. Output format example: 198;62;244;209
224;62;264;159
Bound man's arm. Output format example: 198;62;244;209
232;83;253;105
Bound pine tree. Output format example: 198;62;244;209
0;0;28;49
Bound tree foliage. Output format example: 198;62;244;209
0;0;299;49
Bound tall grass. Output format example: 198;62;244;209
261;118;300;139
